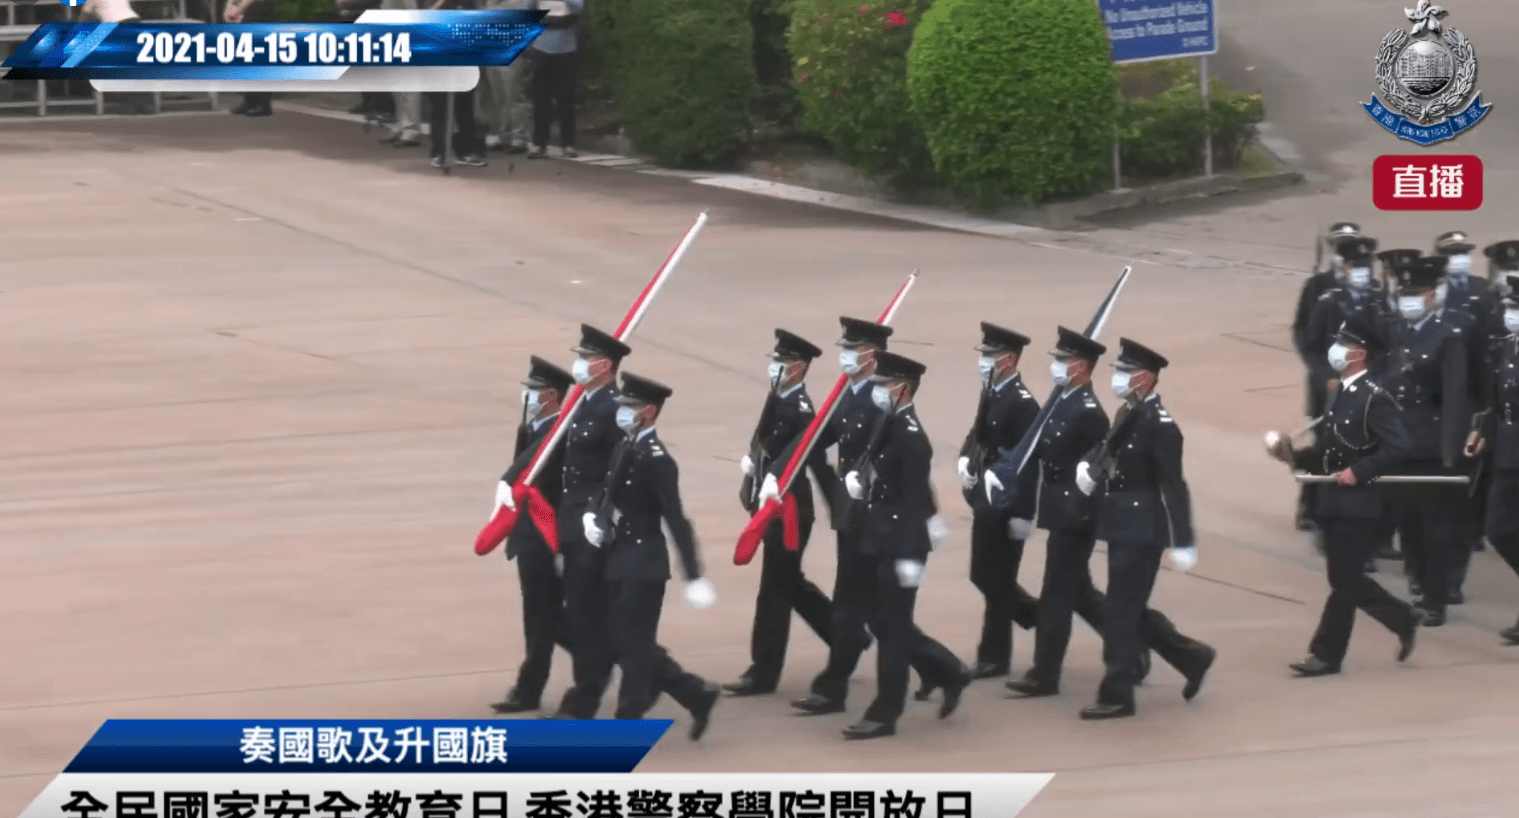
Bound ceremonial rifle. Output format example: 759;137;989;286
1086;396;1142;485
986;266;1132;508
733;270;918;565
740;389;781;513
961;379;995;497
475;211;709;556
590;437;634;544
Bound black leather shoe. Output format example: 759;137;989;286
688;683;719;741
971;661;1008;680
939;674;970;719
1289;655;1340;677
913;684;936;701
1396;616;1418;662
1079;701;1135;720
1182;646;1216;701
722;678;775;697
1137;651;1152;685
842;719;895;740
244;106;272;117
539;711;575;720
489;692;540;714
1005;676;1059;698
790;694;845;715
1447;588;1465;605
1499;623;1519;645
1422;609;1446;627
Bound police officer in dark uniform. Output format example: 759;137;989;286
725;330;836;697
1266;318;1420;676
1003;328;1118;697
1382;257;1470;626
1468;275;1519;644
580;372;721;739
548;324;632;719
1368;248;1423;564
838;351;971;739
1074;339;1217;720
490;356;576;714
955;323;1040;679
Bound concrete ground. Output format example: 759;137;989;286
3;64;1519;817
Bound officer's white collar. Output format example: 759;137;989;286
583;381;608;397
990;372;1018;392
778;382;803;399
531;412;558;430
636;426;656;442
850;378;869;393
1341;370;1368;389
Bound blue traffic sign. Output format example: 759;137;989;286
1096;0;1217;64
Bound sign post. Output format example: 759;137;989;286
1095;0;1219;182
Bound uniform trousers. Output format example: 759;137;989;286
531;50;578;149
968;508;1038;670
1025;528;1106;685
506;534;572;703
425;80;483;160
555;523;616;718
860;554;966;726
1394;461;1465;614
740;510;832;689
606;580;710;719
1308;518;1419;666
1486;469;1519;584
1096;539;1213;707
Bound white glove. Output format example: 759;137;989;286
983;470;1004;503
495;480;515;513
956;456;976;490
1168;546;1198;572
758;474;781;505
581;512;604;547
1075;461;1096;496
684;578;717;610
1009;518;1032;540
1263;431;1282;451
740;455;754;476
894;559;925;588
553;553;564;577
845;471;865;500
926;514;948;548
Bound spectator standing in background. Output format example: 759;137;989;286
379;0;424;146
337;0;394;125
223;0;273;116
426;0;487;167
527;0;582;159
479;0;532;153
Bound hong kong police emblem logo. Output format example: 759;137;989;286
1361;0;1491;145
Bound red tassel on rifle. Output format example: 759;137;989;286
524;486;560;553
734;502;778;565
781;492;801;550
474;483;529;555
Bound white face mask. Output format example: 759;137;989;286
1347;267;1371;288
871;384;895;410
1448;254;1472;275
1434;282;1449;307
1505;309;1519;334
570;357;592;384
839;349;860;375
768;361;785;385
1049;360;1070;386
977;356;996;382
1111;371;1134;399
1327;343;1351;373
522;388;542;414
615;405;638;431
1398;294;1427;321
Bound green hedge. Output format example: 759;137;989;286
906;0;1119;206
1118;61;1266;180
752;0;800;127
787;0;934;186
600;0;757;168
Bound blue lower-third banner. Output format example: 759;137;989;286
22;773;1055;818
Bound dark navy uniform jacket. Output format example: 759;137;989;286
959;373;1040;517
557;384;624;549
501;412;565;558
1291;371;1411;520
1381;312;1469;464
601;429;703;583
860;406;936;563
752;384;836;525
1014;383;1108;534
1090;396;1195;550
773;378;882;531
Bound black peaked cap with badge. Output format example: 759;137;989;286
976;322;1030;353
837;316;893;349
871;350;926;387
773;329;824;361
1051;326;1107;361
615;372;673;407
1115;338;1169;373
1378;248;1423;272
571;324;633;362
1485;240;1519;271
1334;315;1385;354
522;356;575;394
1435;230;1476;255
1336;236;1378;262
1397;256;1447;292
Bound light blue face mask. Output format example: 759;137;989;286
615;406;637;431
1506;309;1519;335
1347;267;1372;289
1111;370;1134;399
978;356;995;382
1398;294;1427;321
871;384;895;410
1447;254;1473;275
839;349;860;375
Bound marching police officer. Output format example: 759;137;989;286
1382;257;1470;625
956;323;1040;679
725;329;836;697
580;372;721;739
490;356;576;714
546;324;632;719
1467;274;1519;644
1074;339;1216;720
839;351;971;739
1368;249;1424;565
1265;318;1420;676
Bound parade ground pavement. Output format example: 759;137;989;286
2;111;1518;818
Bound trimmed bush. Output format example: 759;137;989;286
1119;61;1266;180
787;0;934;186
599;0;757;168
906;0;1120;206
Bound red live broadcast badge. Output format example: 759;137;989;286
1372;155;1483;211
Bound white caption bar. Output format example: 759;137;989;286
90;65;480;93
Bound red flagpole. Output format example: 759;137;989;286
733;270;918;565
476;211;709;556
